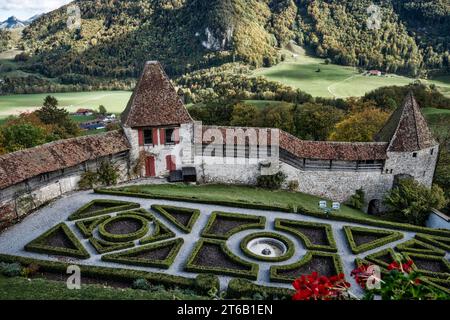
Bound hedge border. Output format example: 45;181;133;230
25;223;90;259
201;211;266;240
95;188;294;212
0;253;197;290
151;205;200;233
395;239;446;256
97;214;149;243
402;252;450;279
75;215;111;238
274;218;337;252
414;234;450;251
343;225;404;254
102;238;184;269
185;238;259;280
68;199;141;221
364;248;398;268
226;278;294;300
239;232;295;262
88;237;135;254
270;251;344;283
421;278;450;295
298;204;450;237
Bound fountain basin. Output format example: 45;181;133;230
240;232;294;262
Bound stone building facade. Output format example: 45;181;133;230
0;61;440;230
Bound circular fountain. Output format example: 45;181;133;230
240;233;293;261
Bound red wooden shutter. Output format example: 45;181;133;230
174;128;180;144
159;128;166;145
152;128;158;145
166;155;176;171
138;129;144;146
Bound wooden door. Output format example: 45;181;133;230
145;156;156;177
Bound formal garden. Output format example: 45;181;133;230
0;184;449;300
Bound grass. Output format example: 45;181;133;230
0;275;206;300
117;184;372;220
0;91;132;120
252;48;450;98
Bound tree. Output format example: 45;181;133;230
230;103;260;127
329;107;389;142
98;105;108;116
0;124;47;152
384;179;448;226
293;103;344;141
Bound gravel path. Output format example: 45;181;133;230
0;189;424;296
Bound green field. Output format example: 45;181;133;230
0;91;132;120
252;49;450;99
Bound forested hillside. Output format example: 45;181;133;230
14;0;449;85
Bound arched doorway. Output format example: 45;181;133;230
368;199;381;215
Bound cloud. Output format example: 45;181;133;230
0;0;72;13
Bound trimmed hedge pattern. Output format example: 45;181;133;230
68;199;141;221
396;239;446;256
201;212;266;240
25;223;90;259
98;214;149;243
95;188;294;212
270;251;344;283
75;215;110;238
343;225;403;254
402;252;450;279
185;238;259;280
240;232;295;262
88;237;135;254
227;278;294;300
274;219;337;252
364;248;398;268
102;238;184;269
415;234;450;251
151;205;200;233
421;278;450;295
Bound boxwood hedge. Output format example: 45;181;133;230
402;252;450;279
364;248;398;268
201;212;266;240
25;223;90;259
102;238;184;269
151;205;200;233
239;232;295;262
185;238;259;280
395;239;446;256
75;215;111;238
88;237;135;254
68;199;141;221
270;251;344;283
97;214;149;243
274;219;337;252
414;234;450;251
226;278;294;300
343;225;403;254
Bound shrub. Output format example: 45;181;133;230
194;274;220;295
132;278;152;291
97;161;119;186
384;179;448;226
78;171;99;190
257;172;286;190
21;263;40;278
287;180;299;191
0;262;22;277
346;188;365;210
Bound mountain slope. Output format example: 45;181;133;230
15;0;450;83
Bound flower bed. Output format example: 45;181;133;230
102;238;184;269
343;225;403;254
274;219;337;252
68;199;140;221
270;251;344;283
25;223;90;259
239;232;295;262
151;205;200;233
185;238;258;280
201;212;266;240
89;237;135;254
97;214;149;243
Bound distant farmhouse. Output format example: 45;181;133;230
0;62;439;229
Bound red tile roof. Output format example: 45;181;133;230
375;92;437;152
121;61;192;128
0;131;130;190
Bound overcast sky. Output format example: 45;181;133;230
0;0;72;21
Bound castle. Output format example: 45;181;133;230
0;61;439;229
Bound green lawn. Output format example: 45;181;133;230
0;91;132;120
0;275;206;300
116;184;371;219
243;100;294;109
252;49;450;98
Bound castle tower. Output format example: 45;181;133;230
376;92;439;187
121;61;193;178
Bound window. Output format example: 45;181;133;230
165;128;175;144
431;148;434;155
413;152;417;158
143;129;153;145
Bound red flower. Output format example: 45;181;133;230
292;272;351;300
